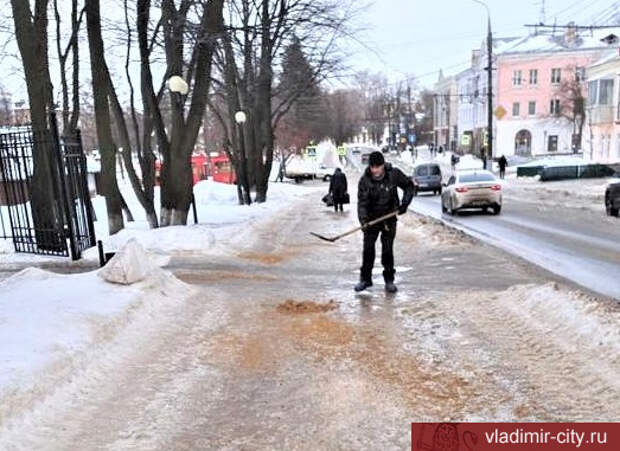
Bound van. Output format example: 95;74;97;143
412;163;442;196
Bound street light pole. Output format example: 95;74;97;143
234;111;251;205
470;0;493;168
486;16;493;166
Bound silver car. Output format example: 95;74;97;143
441;170;502;215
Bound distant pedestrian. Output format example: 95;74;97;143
329;168;348;213
451;153;459;170
498;154;507;179
439;145;444;154
276;159;285;182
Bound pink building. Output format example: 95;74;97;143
495;27;617;158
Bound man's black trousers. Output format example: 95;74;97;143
360;220;396;283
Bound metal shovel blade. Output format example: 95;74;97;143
309;232;337;243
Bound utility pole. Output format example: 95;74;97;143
486;16;493;167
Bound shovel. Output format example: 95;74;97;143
310;210;399;243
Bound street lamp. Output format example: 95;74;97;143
168;75;189;95
234;111;247;125
235;110;251;205
469;0;493;169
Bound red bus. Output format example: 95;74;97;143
154;154;235;186
209;154;236;184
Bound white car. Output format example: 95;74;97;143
441;170;502;215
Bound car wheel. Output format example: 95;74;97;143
441;200;447;213
323;175;331;182
448;199;455;215
294;177;303;184
438;187;442;195
493;204;502;215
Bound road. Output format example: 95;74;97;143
3;180;620;450
411;192;620;300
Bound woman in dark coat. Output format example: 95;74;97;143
329;168;348;212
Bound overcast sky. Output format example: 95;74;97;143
348;0;617;88
0;0;617;100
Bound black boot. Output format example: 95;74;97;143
385;281;398;293
354;280;373;292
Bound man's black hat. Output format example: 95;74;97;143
368;151;385;167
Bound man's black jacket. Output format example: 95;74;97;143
357;163;414;224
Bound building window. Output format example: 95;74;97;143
513;70;522;86
528;101;536;116
575;67;586;82
548;135;558;152
551;68;561;84
529;69;538;85
512;102;520;117
550;99;561;115
599;79;614;105
588;80;598;105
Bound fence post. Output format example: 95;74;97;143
50;112;79;260
76;129;97;247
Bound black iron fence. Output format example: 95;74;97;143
0;113;96;259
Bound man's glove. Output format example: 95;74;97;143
398;204;409;215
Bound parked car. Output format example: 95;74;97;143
605;181;620;217
412;163;442;195
441;170;502;215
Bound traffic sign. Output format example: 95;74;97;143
337;146;346;156
461;135;471;146
408;133;417;144
494;105;507;120
305;146;317;157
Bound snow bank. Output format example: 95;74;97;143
501;283;620;356
502;176;611;210
86;180;319;257
518;156;586;168
0;257;195;421
98;239;157;285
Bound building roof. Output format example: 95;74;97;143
497;27;620;56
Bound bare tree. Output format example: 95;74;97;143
219;0;356;203
53;0;85;136
85;0;124;234
556;66;586;152
10;0;65;250
137;0;225;226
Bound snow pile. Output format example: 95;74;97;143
518;156;586;169
0;239;14;255
193;179;238;204
317;141;340;169
85;180;319;258
98;239;157;285
456;154;483;170
501;283;620;356
502;177;611;210
0;259;195;423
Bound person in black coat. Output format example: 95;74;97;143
329;168;348;212
498;154;508;179
356;151;414;293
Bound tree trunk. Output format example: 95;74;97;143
85;0;124;234
10;0;65;251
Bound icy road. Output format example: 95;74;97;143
411;193;620;300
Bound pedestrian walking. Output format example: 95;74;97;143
498;154;507;179
329;168;348;213
276;153;286;182
355;151;414;293
451;153;459;171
